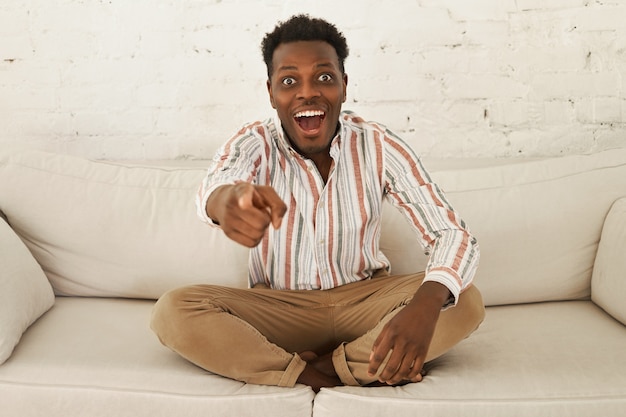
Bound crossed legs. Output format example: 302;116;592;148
150;273;484;390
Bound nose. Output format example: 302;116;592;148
297;80;321;100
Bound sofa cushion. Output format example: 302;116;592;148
0;217;54;364
2;148;626;305
0;297;314;417
592;197;626;324
313;301;626;417
382;148;626;306
0;151;249;299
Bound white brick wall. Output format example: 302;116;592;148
1;0;625;160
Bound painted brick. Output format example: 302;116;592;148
0;85;57;110
576;97;623;124
594;124;626;152
0;10;29;35
543;100;576;125
1;0;626;159
420;0;517;20
443;74;528;99
575;98;595;124
0;35;34;60
530;72;621;99
593;97;623;123
463;21;511;47
569;5;626;32
353;74;444;104
515;0;586;11
487;100;530;127
418;47;473;74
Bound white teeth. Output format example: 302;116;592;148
294;110;325;118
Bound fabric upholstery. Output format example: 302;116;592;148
2;298;624;417
382;148;626;305
0;151;249;299
313;301;626;417
0;217;54;364
592;197;626;325
2;149;626;305
0;297;314;417
1;149;626;417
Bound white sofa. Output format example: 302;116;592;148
1;148;625;417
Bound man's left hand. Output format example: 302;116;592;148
367;281;451;385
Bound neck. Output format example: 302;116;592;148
310;153;333;184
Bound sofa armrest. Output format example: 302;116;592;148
592;197;626;325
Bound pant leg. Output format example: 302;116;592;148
330;276;485;386
150;284;335;387
151;277;485;388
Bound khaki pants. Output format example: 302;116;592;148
150;273;484;387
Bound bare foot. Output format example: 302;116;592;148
299;351;318;362
366;368;427;387
308;352;338;378
296;351;342;393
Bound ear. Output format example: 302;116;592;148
267;79;276;109
342;73;348;103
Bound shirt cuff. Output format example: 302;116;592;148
196;182;233;227
422;269;462;309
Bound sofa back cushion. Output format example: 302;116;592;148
0;151;249;299
381;148;626;306
1;148;626;305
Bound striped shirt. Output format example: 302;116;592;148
196;111;479;304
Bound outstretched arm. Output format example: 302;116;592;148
206;183;286;248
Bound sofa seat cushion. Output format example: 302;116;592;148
313;301;626;417
0;297;314;417
592;197;626;325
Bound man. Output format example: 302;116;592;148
151;14;484;393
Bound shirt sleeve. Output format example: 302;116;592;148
382;130;480;307
195;126;263;227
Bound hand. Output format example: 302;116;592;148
367;281;450;385
206;183;286;247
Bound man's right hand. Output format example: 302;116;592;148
205;183;287;247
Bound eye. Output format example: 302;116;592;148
281;77;296;86
318;73;333;82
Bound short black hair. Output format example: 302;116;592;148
261;14;349;78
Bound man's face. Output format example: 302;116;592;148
267;41;347;159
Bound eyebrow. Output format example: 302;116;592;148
276;62;337;73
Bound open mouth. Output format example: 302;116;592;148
294;110;326;132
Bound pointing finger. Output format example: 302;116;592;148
253;186;286;229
